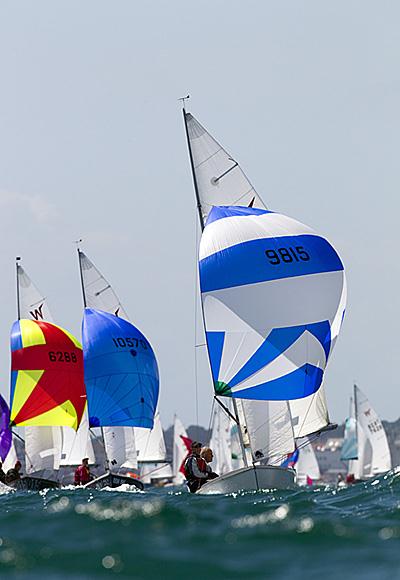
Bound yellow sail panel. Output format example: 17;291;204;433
10;370;44;421
19;319;46;348
51;323;82;349
16;400;79;430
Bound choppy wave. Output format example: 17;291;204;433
1;469;400;578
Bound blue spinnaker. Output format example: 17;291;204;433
0;394;12;461
82;308;159;429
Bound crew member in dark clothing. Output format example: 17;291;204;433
184;442;218;493
6;461;22;484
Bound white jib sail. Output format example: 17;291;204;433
241;400;295;464
25;426;62;476
3;440;18;473
295;438;321;485
350;386;391;478
209;404;233;475
102;427;137;470
172;416;190;485
60;413;95;466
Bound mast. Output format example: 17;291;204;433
182;101;248;467
16;257;21;320
353;384;358;456
77;248;87;308
182;104;205;231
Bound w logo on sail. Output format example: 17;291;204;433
30;303;45;320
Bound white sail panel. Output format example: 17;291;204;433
78;250;129;319
102;427;138;470
209;404;233;475
289;387;329;438
242;400;295;463
140;462;173;484
348;424;369;480
17;263;53;322
199;206;346;403
172;416;190;484
185;112;265;224
60;412;95;466
295;439;320;485
25;426;62;476
3;440;18;472
135;412;167;462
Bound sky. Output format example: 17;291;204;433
0;1;399;429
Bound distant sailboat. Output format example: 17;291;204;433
172;416;191;485
182;106;346;493
135;412;172;485
295;439;321;485
77;249;158;490
342;385;391;481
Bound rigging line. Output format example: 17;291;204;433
214;396;238;424
193;218;200;438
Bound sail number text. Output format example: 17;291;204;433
112;337;148;350
48;351;78;363
265;246;310;265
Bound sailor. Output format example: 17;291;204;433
6;461;22;484
0;461;6;484
200;447;219;481
74;457;92;486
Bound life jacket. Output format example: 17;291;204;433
184;454;207;480
75;465;91;485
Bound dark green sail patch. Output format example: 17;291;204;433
214;381;232;397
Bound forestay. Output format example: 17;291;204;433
82;308;159;429
10;320;86;430
199;205;346;402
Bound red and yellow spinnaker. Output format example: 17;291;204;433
10;319;86;430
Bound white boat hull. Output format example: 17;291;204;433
197;465;296;495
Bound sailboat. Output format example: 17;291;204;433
16;259;96;486
172;416;191;485
294;439;321;485
182;105;346;494
77;249;158;490
341;384;391;482
9;312;86;490
135;412;172;485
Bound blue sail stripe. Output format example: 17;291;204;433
206;332;225;383
200;234;343;293
230;364;324;401
205;205;273;225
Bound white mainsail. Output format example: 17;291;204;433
3;440;18;473
102;427;137;470
172;416;190;485
78;250;129;320
135;412;172;482
347;385;391;479
16;261;64;475
295;438;321;485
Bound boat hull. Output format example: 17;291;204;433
196;465;296;495
8;476;60;491
83;471;144;491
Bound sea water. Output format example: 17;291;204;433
1;469;400;579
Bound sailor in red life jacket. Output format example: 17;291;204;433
184;442;218;493
74;457;92;486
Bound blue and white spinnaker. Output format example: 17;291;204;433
199;205;346;402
